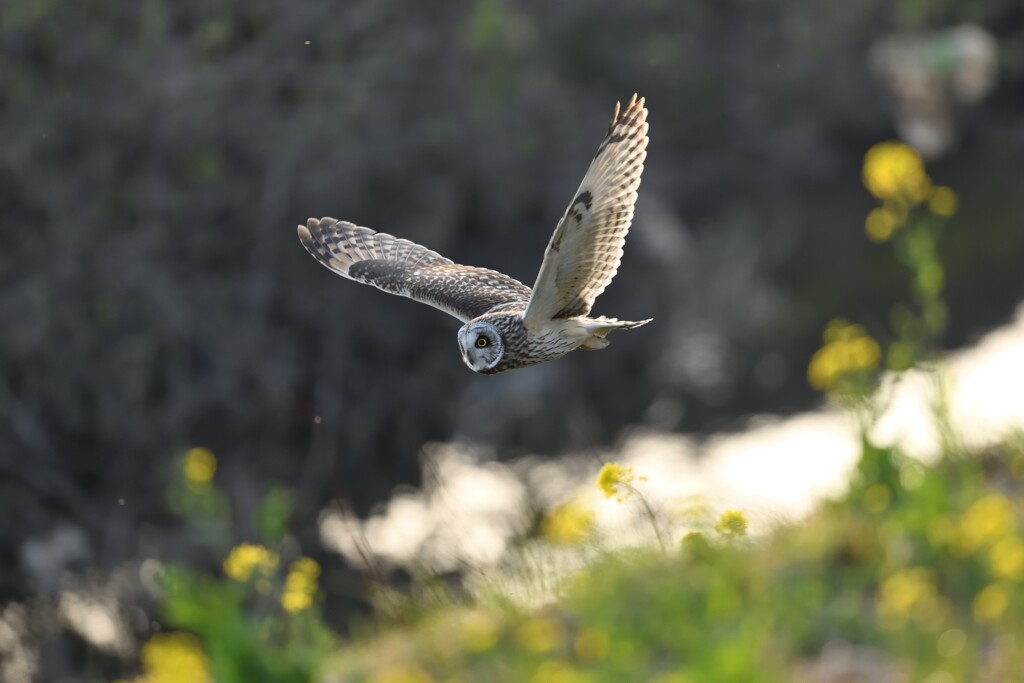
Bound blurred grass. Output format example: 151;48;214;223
324;436;1024;683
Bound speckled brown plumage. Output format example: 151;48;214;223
298;217;531;322
297;94;652;374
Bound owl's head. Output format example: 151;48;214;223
458;321;503;373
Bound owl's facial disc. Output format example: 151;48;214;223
458;322;503;373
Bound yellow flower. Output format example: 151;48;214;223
460;610;501;652
863;141;931;203
371;665;435;683
136;632;212;683
973;583;1009;623
807;320;881;391
865;205;903;242
516;617;564;654
956;494;1015;554
988;535;1024;580
877;567;939;626
281;556;320;613
223;543;279;583
596;463;634;501
714;509;748;538
531;660;583;683
183;447;216;490
541;499;595;546
928;186;958;217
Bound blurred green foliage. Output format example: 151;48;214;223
315;150;1024;681
322;437;1024;682
120;450;331;683
156;565;331;683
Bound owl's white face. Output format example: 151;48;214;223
458;321;503;373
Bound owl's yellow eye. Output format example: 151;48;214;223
476;337;489;348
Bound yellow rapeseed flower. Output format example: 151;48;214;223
531;660;583;683
596;462;635;501
137;632;212;683
863;141;931;203
541;499;595;546
956;494;1015;554
877;567;939;626
928;186;958;217
973;583;1009;623
281;556;320;613
714;509;748;538
865;205;903;242
223;543;279;583
460;610;501;652
371;665;435;683
807;321;881;391
516;617;564;654
988;535;1024;580
183;447;216;490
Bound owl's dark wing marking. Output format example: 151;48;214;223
298;217;532;322
523;94;648;329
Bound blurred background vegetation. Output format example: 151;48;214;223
2;0;1024;681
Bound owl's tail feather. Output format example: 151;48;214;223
578;316;652;350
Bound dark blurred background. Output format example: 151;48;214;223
1;0;1023;679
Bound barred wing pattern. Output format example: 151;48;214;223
297;217;532;322
523;94;649;327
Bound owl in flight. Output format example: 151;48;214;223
298;94;651;374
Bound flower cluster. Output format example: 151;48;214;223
863;141;931;203
118;632;212;683
876;566;940;628
281;556;321;614
862;141;957;242
223;543;280;584
515;617;564;654
714;509;748;538
541;499;595;546
459;610;502;653
951;493;1023;624
183;447;217;491
596;462;635;501
807;319;882;391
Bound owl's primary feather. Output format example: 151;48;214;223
297;217;532;322
297;94;651;374
523;94;648;328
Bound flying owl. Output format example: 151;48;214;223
297;94;651;374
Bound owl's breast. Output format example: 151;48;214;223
498;318;581;372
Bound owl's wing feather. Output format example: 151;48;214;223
523;94;648;329
298;217;532;322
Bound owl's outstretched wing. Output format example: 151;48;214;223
523;94;648;329
298;217;532;322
